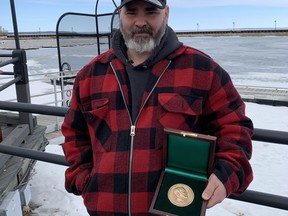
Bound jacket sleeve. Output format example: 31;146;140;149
203;63;254;196
61;74;93;195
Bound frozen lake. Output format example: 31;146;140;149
180;36;288;88
1;36;287;88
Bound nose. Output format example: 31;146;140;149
134;14;147;27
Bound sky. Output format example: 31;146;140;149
0;0;288;33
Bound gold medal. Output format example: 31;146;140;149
167;183;195;207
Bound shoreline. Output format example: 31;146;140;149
0;37;106;50
1;33;288;50
0;38;57;50
178;31;288;37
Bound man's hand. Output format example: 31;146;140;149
202;173;227;208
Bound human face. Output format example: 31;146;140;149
119;0;169;54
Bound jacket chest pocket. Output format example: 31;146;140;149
82;98;111;152
158;93;203;129
83;98;109;122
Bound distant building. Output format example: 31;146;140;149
0;26;8;36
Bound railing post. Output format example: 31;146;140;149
12;49;34;133
0;127;2;142
53;77;61;131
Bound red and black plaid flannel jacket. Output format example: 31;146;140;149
62;45;254;215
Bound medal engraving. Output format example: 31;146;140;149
168;184;195;207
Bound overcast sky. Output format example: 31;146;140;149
1;0;288;32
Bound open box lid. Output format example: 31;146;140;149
164;128;217;179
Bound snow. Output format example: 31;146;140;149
26;102;288;216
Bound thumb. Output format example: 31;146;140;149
201;173;227;208
202;178;215;201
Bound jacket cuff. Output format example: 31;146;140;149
213;161;239;197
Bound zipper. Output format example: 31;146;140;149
110;61;171;215
128;124;136;215
110;62;134;216
130;125;136;136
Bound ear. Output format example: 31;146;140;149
118;8;124;20
164;5;169;23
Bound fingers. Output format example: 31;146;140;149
202;173;227;208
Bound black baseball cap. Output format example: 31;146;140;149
119;0;166;9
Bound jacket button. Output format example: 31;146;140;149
87;113;93;120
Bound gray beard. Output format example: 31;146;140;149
120;22;166;54
125;36;156;53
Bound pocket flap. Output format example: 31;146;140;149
82;98;109;120
158;93;202;115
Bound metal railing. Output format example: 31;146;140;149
0;69;75;131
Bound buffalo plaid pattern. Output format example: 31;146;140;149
62;45;254;215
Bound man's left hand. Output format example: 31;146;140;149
201;173;227;208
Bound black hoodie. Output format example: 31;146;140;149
112;26;183;123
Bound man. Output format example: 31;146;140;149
61;0;254;215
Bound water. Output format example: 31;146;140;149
179;36;288;88
2;36;288;88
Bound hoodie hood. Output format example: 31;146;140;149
112;26;183;67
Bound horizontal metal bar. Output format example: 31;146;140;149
0;101;68;117
0;101;288;145
253;128;288;145
229;190;288;211
0;57;19;67
243;98;288;107
0;71;15;76
0;54;13;58
0;143;70;166
0;76;22;92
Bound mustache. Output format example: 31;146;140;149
131;26;153;36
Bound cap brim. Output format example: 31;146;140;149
119;0;165;9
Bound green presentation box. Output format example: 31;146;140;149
150;128;216;216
